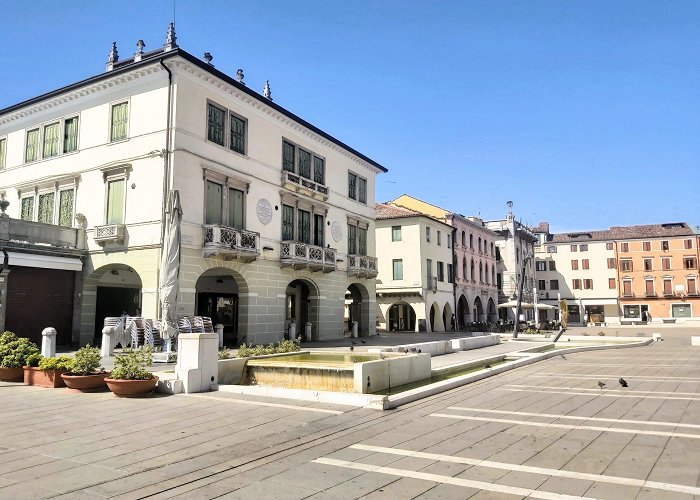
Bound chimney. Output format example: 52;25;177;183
106;42;119;71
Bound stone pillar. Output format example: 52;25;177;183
41;327;57;358
101;326;115;357
288;321;296;341
215;324;224;348
351;321;358;338
176;332;218;393
0;269;10;334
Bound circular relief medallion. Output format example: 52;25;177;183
256;199;272;225
331;221;342;242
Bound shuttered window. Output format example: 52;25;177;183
111;102;128;141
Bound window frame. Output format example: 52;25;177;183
437;261;445;282
608;278;616;289
203;169;249;228
583;278;593;290
662;240;670;251
391;225;402;242
582;259;589;270
536;261;546;271
571;259;579;270
684;239;693;250
607;258;616;269
572;279;581;290
347;217;369;255
206;100;248;156
392;259;403;280
606;242;614;250
684;256;697;269
0;136;6;169
347;170;366;203
620;259;633;272
110;100;129;142
620;242;629;252
550;279;559;290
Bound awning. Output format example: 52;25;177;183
6;251;83;271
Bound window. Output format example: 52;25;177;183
479;237;482;252
643;241;651;251
662;240;669;251
462;258;467;281
358;177;367;204
461;231;465;246
550;279;559;290
470;259;475;280
426;259;433;283
688;278;697;295
572;279;582;290
447;234;452;249
42;122;60;158
607;258;616;269
662;257;671;270
392;259;403;280
548;261;556;271
298;149;311;179
496;247;501;261
491;242;494;256
570;245;577;252
606;242;613;250
571;260;579;270
584;279;593;290
25;128;39;162
20;197;34;221
447;264;454;283
0;137;6;168
643;258;653;271
298;209;311;243
207;103;225;145
582;259;589;270
437;262;445;282
58;189;75;227
579;244;588;252
203;173;248;228
621;242;629;252
283;141;295;172
684;239;693;250
229;114;246;154
546;246;557;253
313;156;325;185
282;205;295;241
106;178;125;224
426;227;431;243
110;102;128;141
516;248;520;262
623;304;639;318
347;171;366;202
684;257;697;269
621;260;633;272
37;192;54;224
358;226;367;255
645;279;655;296
609;278;616;289
484;263;489;283
538;279;546;290
347;223;356;254
437;231;441;246
348;172;356;199
63;117;79;153
391;226;402;241
536;261;546;271
663;279;673;296
314;214;324;246
205;181;223;225
469;234;473;249
347;219;368;255
623;280;632;296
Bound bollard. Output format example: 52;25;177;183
351;321;358;338
288;321;296;341
101;326;115;357
304;322;311;341
41;327;57;358
215;323;224;348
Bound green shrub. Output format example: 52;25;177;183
598;331;606;336
110;347;153;380
71;345;103;375
235;338;301;358
218;347;230;360
0;334;40;368
26;353;43;367
38;356;75;371
523;328;539;335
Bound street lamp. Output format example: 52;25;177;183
512;253;532;338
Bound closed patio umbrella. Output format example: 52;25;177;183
159;189;182;350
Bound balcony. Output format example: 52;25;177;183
94;224;126;246
347;254;378;279
280;241;336;272
203;225;260;262
281;171;329;201
0;217;85;250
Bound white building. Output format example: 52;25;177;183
0;26;386;346
375;203;455;332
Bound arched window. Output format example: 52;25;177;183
479;262;483;282
470;259;475;280
490;242;494;256
485;263;489;283
478;237;482;252
492;267;495;284
469;234;473;249
516;247;520;263
462;257;467;281
461;231;465;246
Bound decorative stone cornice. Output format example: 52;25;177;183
171;60;384;175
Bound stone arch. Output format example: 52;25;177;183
442;302;454;331
487;297;497;322
387;300;417;331
473;296;484;322
346;282;371;338
457;294;470;328
194;267;250;346
429;301;444;332
284;277;321;341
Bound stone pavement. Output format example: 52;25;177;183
1;326;699;499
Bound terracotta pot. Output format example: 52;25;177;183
105;376;159;397
23;367;68;388
0;367;24;382
61;372;110;391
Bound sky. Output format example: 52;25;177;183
1;0;698;233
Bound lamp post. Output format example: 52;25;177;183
512;253;532;338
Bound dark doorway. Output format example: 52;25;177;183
94;286;141;344
388;302;416;331
197;293;238;346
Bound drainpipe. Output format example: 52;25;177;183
157;58;174;317
451;226;458;331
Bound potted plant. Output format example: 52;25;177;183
0;331;40;382
61;345;109;391
105;347;158;397
24;355;74;388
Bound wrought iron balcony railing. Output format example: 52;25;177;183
347;254;378;278
203;225;260;262
94;223;126;246
280;241;336;272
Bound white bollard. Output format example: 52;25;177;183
41;327;57;358
215;323;224;348
176;332;219;393
101;326;115;357
352;321;358;338
304;322;311;341
288;321;296;341
652;333;662;342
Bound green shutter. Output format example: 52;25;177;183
298;209;310;243
21;197;34;221
228;188;244;229
111;103;128;141
58;189;74;227
314;214;324;246
205;181;223;224
0;138;6;168
348;224;356;254
43;122;60;157
229;115;245;154
26;129;39;162
207;104;225;145
359;177;367;203
348;173;356;199
282;141;295;172
38;192;55;224
298;149;311;179
313;156;325;184
63;117;79;153
282;205;295;240
358;227;367;255
107;179;125;224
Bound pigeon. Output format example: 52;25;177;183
560;354;567;360
351;341;358;345
597;381;606;389
379;352;386;359
417;349;422;353
410;347;417;353
350;344;354;352
360;339;367;344
484;364;492;370
619;378;628;388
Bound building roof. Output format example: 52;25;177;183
375;203;423;220
0;46;388;173
548;222;695;243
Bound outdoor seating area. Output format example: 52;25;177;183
102;315;215;352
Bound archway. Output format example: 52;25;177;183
388;300;416;331
346;282;370;337
457;294;470;328
473;296;484;322
285;278;320;341
487;297;497;322
195;268;248;346
442;302;454;331
90;264;143;345
429;302;444;332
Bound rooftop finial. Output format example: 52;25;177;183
164;22;177;51
236;69;245;86
134;40;145;62
203;52;213;65
106;42;119;71
506;200;514;222
263;80;272;100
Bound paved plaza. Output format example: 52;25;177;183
1;327;699;499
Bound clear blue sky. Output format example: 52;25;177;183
1;1;698;233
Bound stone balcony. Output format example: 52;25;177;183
347;254;378;279
94;223;126;246
280;241;336;272
281;171;329;201
202;225;260;262
1;216;86;250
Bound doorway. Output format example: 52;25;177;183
197;293;238;345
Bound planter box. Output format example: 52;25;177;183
61;372;110;391
105;376;159;397
0;367;24;382
23;367;68;388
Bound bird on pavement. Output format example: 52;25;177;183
619;378;628;388
350;344;354;352
409;347;417;353
560;354;567;360
360;339;367;344
597;381;606;389
417;349;422;353
484;364;492;370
